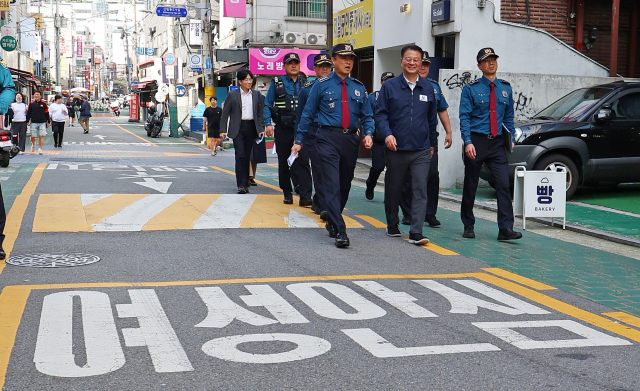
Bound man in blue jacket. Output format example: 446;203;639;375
375;45;437;245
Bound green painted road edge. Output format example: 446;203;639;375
251;164;640;317
0;164;38;212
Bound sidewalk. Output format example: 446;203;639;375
354;158;640;247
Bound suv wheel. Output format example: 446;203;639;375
533;154;579;198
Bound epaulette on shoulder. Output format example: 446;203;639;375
304;80;314;88
468;79;479;85
317;75;331;83
427;78;439;85
500;79;511;86
351;77;364;86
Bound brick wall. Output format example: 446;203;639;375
501;0;574;46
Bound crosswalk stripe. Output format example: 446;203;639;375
85;194;149;227
94;194;184;231
288;209;321;228
193;194;257;229
81;194;111;206
142;194;220;231
239;195;321;228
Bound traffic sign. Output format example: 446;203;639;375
176;85;186;97
0;36;17;52
128;63;133;68
155;6;187;18
159;83;169;96
205;57;211;70
189;54;202;71
163;53;177;66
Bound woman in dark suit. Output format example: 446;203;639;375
220;69;266;194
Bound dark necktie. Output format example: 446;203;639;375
489;82;498;137
341;80;349;129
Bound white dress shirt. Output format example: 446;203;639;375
240;88;254;120
403;74;418;91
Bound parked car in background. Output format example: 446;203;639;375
481;81;640;198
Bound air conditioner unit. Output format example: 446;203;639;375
305;33;326;46
284;31;304;45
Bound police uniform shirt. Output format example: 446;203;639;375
294;79;318;143
459;76;515;146
264;73;304;126
296;72;374;144
240;88;254;120
0;58;15;115
427;78;449;113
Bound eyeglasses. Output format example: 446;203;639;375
402;58;422;64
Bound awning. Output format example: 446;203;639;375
9;67;34;82
214;63;247;75
137;59;155;68
132;80;157;90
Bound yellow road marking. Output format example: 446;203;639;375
355;214;386;228
0;286;30;389
85;194;148;227
0;163;46;275
110;121;158;146
603;312;640;329
240;194;321;228
471;273;640;343
210;166;283;192
403;238;459;255
142;194;220;231
482;268;556;291
267;163;279;168
33;194;88;232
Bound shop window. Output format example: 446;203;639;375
288;0;326;19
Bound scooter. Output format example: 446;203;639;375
145;102;156;137
146;99;165;138
111;105;120;117
0;130;20;168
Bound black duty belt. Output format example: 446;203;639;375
471;132;497;140
321;126;358;134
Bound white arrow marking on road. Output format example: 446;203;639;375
93;135;106;140
134;177;173;193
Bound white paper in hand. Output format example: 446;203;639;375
272;143;277;155
256;135;264;144
287;151;298;167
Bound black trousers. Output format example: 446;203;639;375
400;146;439;219
385;149;430;235
306;124;325;209
52;121;65;147
11;122;27;151
275;125;312;198
366;141;386;189
316;128;359;234
233;120;258;188
461;133;514;229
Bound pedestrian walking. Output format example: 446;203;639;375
364;72;394;200
202;96;222;156
459;47;522;241
294;53;333;220
248;80;266;187
295;43;374;248
398;50;454;226
78;96;91;134
49;95;68;148
264;52;313;206
219;69;266;194
66;98;76;127
5;92;28;152
0;56;15;259
375;45;437;245
26;91;49;155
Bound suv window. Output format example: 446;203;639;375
611;92;640;120
535;87;613;122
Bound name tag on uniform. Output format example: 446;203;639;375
419;95;429;102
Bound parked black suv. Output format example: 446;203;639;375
481;81;640;198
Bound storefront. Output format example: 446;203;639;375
9;68;37;101
132;80;158;121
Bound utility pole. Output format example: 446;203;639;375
132;0;138;82
167;2;178;136
54;0;60;93
203;2;214;107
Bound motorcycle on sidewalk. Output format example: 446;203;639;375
145;97;166;138
0;129;20;168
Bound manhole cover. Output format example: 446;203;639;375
5;253;101;268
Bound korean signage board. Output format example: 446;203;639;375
20;17;36;52
129;93;139;122
189;54;202;71
333;0;373;49
0;0;9;12
431;0;451;23
513;166;567;229
223;0;245;18
249;48;322;76
189;19;202;46
77;36;83;57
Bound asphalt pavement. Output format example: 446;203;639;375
1;117;640;390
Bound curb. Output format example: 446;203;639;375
352;161;640;248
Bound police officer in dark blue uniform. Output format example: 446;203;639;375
294;53;333;221
399;51;453;226
364;71;394;200
0;57;16;259
264;52;312;206
460;47;522;241
294;43;374;248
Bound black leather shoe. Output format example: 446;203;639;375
325;222;338;238
248;178;258;186
283;196;293;204
294;184;300;195
386;225;401;237
335;232;350;248
319;211;328;221
365;186;374;200
237;187;248;194
498;228;523;241
424;215;441;227
401;216;411;225
463;225;475;238
311;203;320;214
0;248;5;260
299;197;313;207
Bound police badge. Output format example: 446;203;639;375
502;90;508;98
354;90;360;97
329;102;335;109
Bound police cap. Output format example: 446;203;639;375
283;53;301;64
422;51;431;64
477;47;499;63
314;53;332;66
381;72;394;82
332;43;357;57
